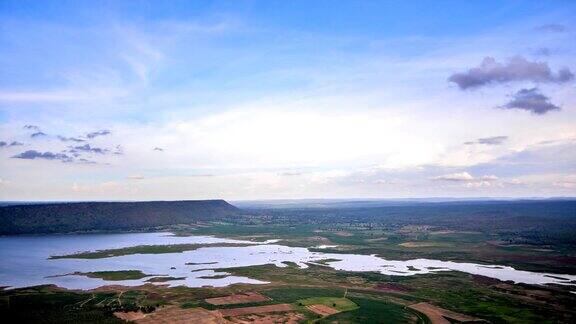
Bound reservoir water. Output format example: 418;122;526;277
1;232;574;290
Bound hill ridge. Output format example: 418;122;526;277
0;199;239;235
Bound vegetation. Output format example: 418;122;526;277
318;296;424;323
216;261;576;323
50;243;251;259
0;200;239;234
296;296;358;312
0;286;147;323
185;200;576;275
312;258;342;266
146;276;186;282
263;287;345;302
197;274;229;279
79;270;149;281
2;263;575;324
5;200;576;274
2;199;576;322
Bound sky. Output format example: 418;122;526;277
0;0;575;201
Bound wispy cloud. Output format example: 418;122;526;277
534;24;566;33
431;172;498;182
30;132;47;138
1;2;575;199
0;141;24;148
23;125;40;131
464;136;508;145
431;172;475;181
448;56;573;90
12;150;73;163
69;144;109;154
431;172;499;189
86;130;111;139
0;91;104;103
57;136;85;142
279;171;302;176
500;88;560;115
113;145;123;155
126;174;145;180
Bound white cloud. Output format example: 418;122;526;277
126;174;145;180
1;9;575;200
431;172;500;189
464;181;495;188
432;172;475;181
553;174;576;189
481;175;499;181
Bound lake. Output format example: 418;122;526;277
1;232;575;290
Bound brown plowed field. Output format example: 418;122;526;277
374;282;414;293
228;312;305;323
218;304;294;317
114;311;146;321
409;302;485;324
205;292;270;305
127;306;230;324
306;304;340;316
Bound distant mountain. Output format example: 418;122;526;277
231;197;576;209
0;200;240;234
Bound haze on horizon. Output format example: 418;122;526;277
0;1;575;201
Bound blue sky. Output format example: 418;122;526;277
0;1;575;200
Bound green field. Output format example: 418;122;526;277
296;296;358;312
